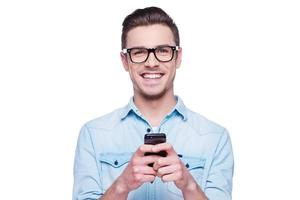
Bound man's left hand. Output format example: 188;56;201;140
152;143;194;191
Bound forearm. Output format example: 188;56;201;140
99;179;129;200
182;180;208;200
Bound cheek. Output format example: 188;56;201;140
128;67;141;80
168;66;177;78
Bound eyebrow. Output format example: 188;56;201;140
126;44;175;49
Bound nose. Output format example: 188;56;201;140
144;52;159;67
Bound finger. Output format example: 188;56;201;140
152;143;177;155
161;171;182;182
133;165;157;175
134;173;156;183
132;154;160;166
157;163;182;177
153;155;179;170
135;144;155;156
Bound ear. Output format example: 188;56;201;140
120;52;129;71
175;47;182;69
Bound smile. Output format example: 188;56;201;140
141;73;164;79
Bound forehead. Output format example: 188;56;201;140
126;24;175;48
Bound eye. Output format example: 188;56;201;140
131;48;147;56
156;47;171;54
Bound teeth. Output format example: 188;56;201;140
143;73;162;79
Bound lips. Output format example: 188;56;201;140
141;73;164;79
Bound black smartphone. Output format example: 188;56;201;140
144;133;167;157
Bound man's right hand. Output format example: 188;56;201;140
114;144;160;195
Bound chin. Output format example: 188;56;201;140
140;90;167;100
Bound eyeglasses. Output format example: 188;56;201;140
122;45;180;64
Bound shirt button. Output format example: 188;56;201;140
185;163;189;168
146;128;151;133
114;160;118;165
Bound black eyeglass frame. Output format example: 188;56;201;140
122;45;180;64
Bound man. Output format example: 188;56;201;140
73;6;234;200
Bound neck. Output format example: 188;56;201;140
133;91;177;127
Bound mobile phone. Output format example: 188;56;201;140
144;133;167;157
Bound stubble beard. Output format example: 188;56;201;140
133;71;176;101
135;81;175;102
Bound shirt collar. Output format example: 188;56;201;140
120;96;188;121
173;96;188;121
120;97;140;120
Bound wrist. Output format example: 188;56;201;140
181;178;208;200
113;178;130;196
182;179;198;193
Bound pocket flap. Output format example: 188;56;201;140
99;153;132;168
180;156;206;170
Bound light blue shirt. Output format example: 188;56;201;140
73;97;234;200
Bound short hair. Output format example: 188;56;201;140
121;6;180;49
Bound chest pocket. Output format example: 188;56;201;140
98;153;132;191
167;155;206;197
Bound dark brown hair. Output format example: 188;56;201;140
121;6;180;49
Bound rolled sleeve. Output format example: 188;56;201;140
73;125;103;200
205;129;234;200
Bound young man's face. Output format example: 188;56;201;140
121;24;182;100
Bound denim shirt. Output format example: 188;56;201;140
73;97;234;200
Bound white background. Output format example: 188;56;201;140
0;0;299;199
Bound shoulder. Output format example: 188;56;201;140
83;107;124;131
185;108;227;136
